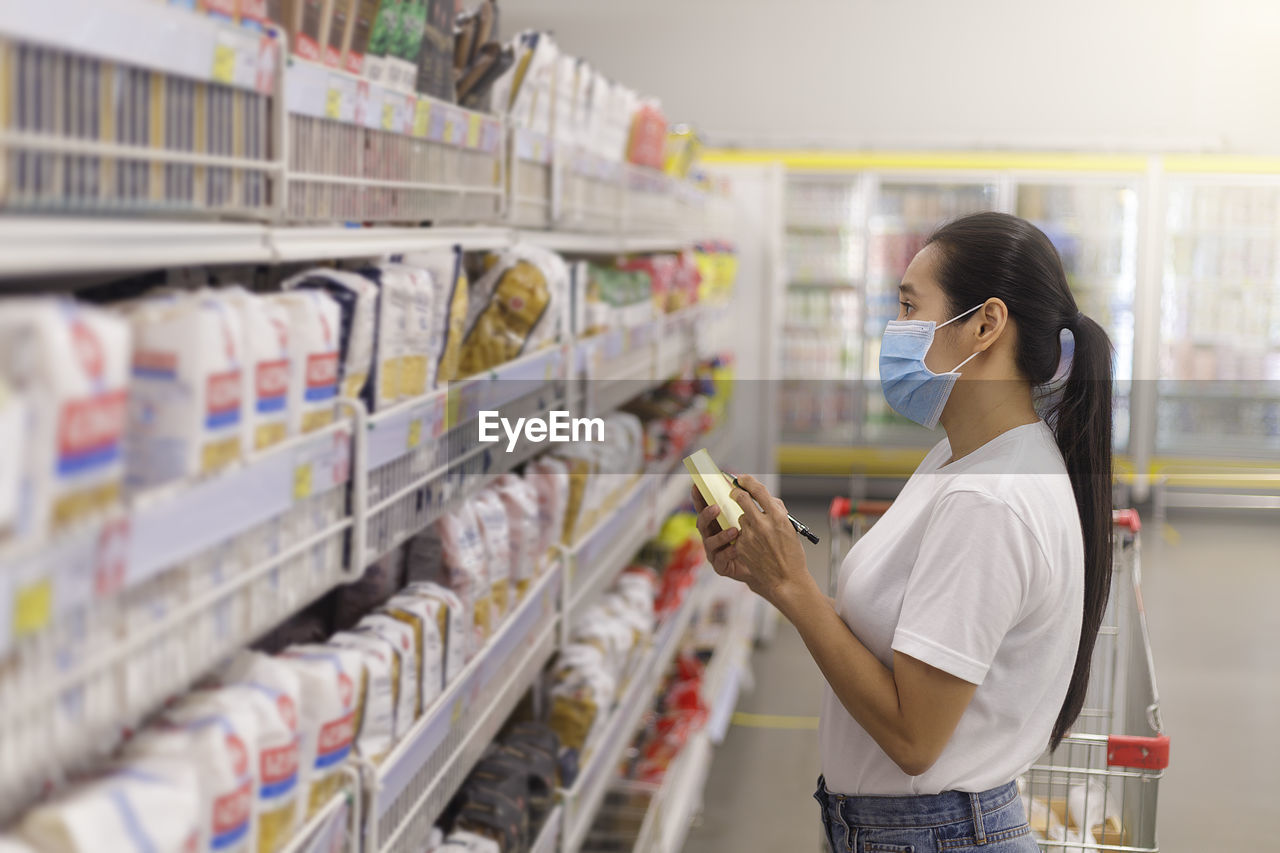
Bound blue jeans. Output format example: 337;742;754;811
814;775;1039;852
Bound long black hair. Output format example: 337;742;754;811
926;211;1113;750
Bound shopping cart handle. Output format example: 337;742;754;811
1112;508;1142;532
1107;734;1169;770
830;497;853;520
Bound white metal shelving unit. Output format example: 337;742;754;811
0;3;747;846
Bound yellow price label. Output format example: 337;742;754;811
407;419;422;449
211;43;236;85
445;387;460;430
293;464;313;501
381;101;395;131
413;99;431;137
450;698;465;726
13;578;52;638
324;87;342;119
466;114;481;148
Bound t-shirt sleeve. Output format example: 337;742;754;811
891;489;1040;685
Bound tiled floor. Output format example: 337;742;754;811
684;502;1278;853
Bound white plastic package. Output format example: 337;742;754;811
383;593;447;713
216;287;293;453
124;710;257;853
277;645;363;817
327;632;397;762
401;582;467;684
526;457;569;568
469;490;512;625
355;614;420;739
0;297;128;535
407;503;491;654
123;291;247;489
283;268;379;403
173;685;302;853
494;473;541;598
19;757;200;853
266;290;341;435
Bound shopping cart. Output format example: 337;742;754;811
827;501;1170;852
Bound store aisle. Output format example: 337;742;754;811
685;499;831;853
1141;509;1280;853
687;501;1279;853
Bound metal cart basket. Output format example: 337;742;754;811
827;500;1170;852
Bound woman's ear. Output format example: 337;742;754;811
976;298;1009;345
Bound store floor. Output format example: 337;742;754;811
684;501;1278;853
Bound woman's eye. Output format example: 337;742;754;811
899;301;912;313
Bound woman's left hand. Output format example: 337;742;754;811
692;474;814;608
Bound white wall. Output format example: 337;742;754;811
501;0;1280;154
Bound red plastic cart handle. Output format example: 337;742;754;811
1112;508;1142;532
1107;734;1169;769
829;497;852;520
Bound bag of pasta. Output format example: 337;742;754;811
457;244;568;376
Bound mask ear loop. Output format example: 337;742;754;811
939;303;987;373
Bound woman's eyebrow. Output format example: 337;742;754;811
898;282;917;296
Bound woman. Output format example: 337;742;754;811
693;211;1114;852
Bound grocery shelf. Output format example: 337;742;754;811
371;561;563;853
0;218;274;278
531;805;564;853
560;572;708;853
701;586;755;745
0;221;714;280
280;768;361;853
627;732;714;853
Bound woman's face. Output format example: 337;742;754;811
896;244;977;374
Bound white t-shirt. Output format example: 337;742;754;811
819;421;1083;795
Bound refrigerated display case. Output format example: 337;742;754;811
1016;181;1141;452
781;175;866;444
1158;179;1280;458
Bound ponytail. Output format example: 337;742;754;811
1045;313;1114;749
925;211;1116;751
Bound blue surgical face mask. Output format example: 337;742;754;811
878;303;984;429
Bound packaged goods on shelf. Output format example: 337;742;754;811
283;268;378;402
353;264;412;410
0;379;22;542
471;490;513;620
401;247;469;386
344;0;382;74
123;290;250;488
526;455;570;568
583;263;655;333
123;705;258;853
627;99;668;170
492;474;540;598
380;592;447;712
177;684;304;853
407;499;492;654
664;125;702;178
459;244;569;377
400;581;467;685
277;645;362;817
265;290;341;436
355;613;421;738
217;287;293;452
621;652;708;785
0;298;128;538
548;644;616;756
360;262;439;401
362;0;400;83
553;412;644;545
327;631;398;762
209;653;307;853
413;0;459;102
17;757;200;853
288;0;333;62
